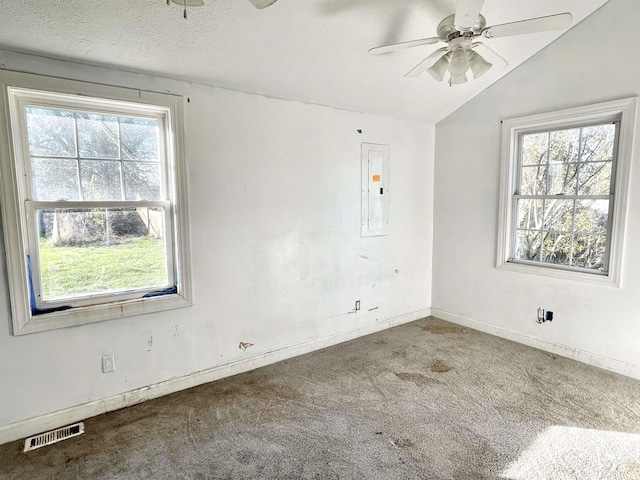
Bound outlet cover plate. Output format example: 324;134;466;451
102;354;115;373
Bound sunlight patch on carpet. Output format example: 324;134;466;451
501;426;640;479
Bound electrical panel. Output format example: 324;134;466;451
361;143;390;237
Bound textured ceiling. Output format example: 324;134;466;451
0;0;608;123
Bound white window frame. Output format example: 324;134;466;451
497;98;637;287
0;71;192;335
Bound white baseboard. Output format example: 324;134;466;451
0;308;430;446
431;308;640;381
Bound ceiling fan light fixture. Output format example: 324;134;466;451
468;50;492;79
448;49;470;76
427;55;450;82
449;73;468;85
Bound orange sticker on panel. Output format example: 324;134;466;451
372;174;381;182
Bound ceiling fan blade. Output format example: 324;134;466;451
483;13;572;38
404;48;449;78
471;42;508;69
454;0;485;30
368;37;441;55
248;0;277;9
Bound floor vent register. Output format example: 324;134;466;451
24;422;85;452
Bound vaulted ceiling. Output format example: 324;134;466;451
0;0;608;123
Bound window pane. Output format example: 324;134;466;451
549;128;580;164
572;235;606;270
542;231;571;266
80;160;122;201
31;158;80;200
574;199;609;235
37;207;168;301
77;113;119;159
543;199;574;233
516;199;543;230
123;162;162;200
520;166;546;195
546;161;578;195
578;161;612;195
26;108;76;157
581;125;615;163
120;117;159;160
521;132;549;165
515;230;541;261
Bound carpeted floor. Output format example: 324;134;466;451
1;316;639;479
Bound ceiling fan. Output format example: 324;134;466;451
368;0;572;85
168;0;277;17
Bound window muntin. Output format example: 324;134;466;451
0;75;191;334
511;123;617;274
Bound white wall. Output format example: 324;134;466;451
0;50;434;440
433;0;640;378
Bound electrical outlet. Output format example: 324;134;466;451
102;354;115;373
537;307;553;324
355;300;361;311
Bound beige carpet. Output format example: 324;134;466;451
1;316;639;479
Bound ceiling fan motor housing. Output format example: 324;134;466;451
437;13;487;41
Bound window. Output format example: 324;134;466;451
0;72;191;334
497;98;637;286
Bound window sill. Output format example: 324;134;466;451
13;293;191;335
497;260;620;288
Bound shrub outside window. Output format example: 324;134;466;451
0;72;191;334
